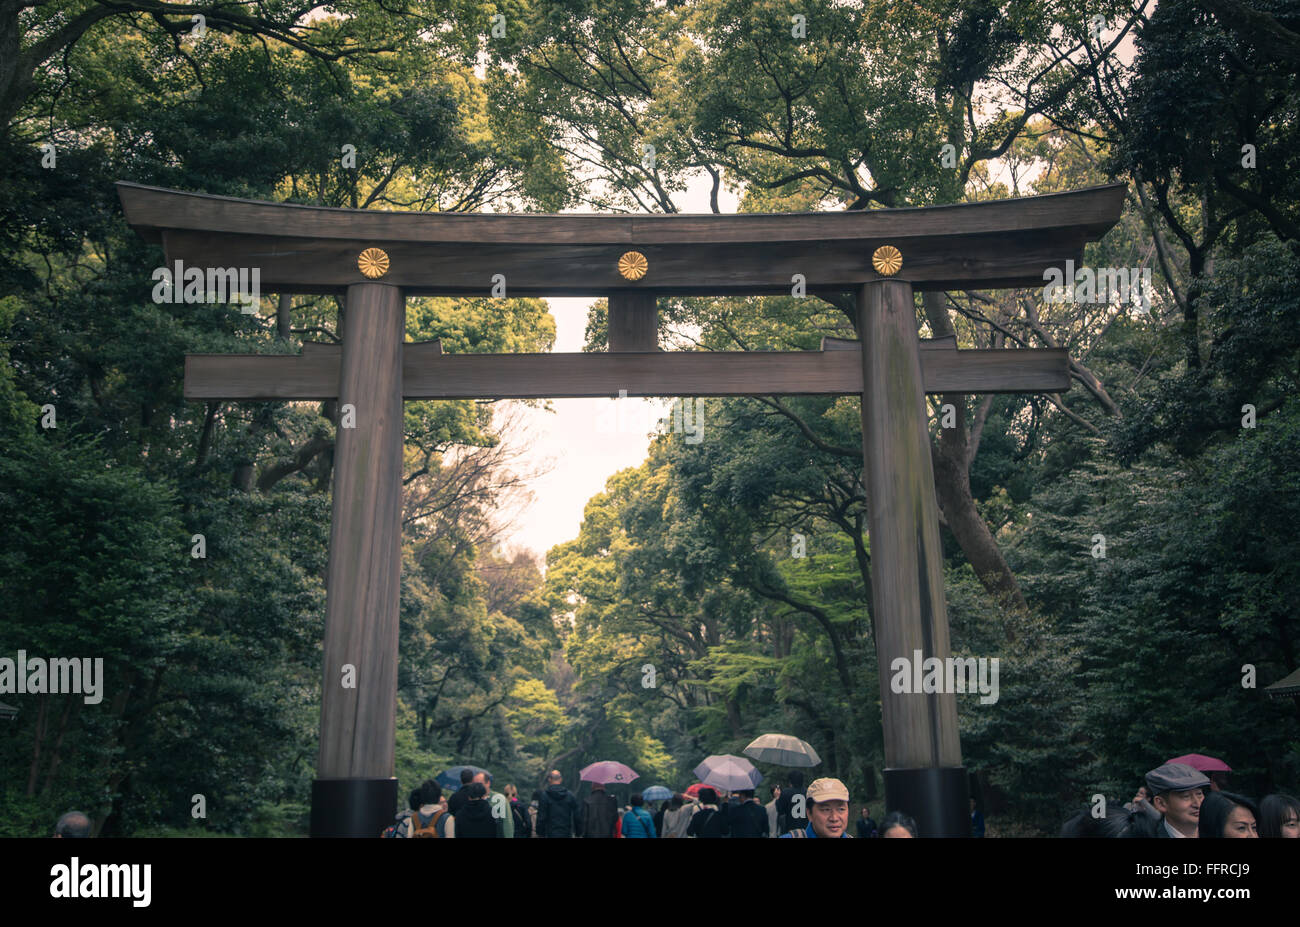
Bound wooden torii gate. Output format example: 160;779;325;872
118;181;1125;837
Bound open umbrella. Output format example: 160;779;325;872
743;733;821;767
683;783;712;799
436;765;488;791
580;760;639;785
641;785;673;802
694;754;763;791
1165;754;1232;773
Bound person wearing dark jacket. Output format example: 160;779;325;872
775;771;806;833
446;767;476;817
581;782;619;838
537;769;582;838
687;788;729;838
454;782;502;838
727;790;769;838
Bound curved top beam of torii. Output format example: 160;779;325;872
117;181;1126;296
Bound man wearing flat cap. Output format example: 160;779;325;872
1145;763;1210;838
779;778;853;838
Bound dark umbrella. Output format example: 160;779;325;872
436;765;488;791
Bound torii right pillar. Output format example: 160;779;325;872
858;279;967;837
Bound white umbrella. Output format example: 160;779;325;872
693;754;763;791
742;733;821;767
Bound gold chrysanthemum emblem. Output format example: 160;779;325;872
358;247;390;278
618;251;648;281
872;245;903;276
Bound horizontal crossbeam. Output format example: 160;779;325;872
183;339;1069;401
119;182;1126;295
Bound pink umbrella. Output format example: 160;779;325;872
579;760;639;785
1165;754;1232;772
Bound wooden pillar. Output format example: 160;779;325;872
608;291;658;352
311;281;404;836
858;279;968;836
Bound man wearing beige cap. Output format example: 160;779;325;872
779;778;852;838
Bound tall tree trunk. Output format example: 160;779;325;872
920;292;1027;613
25;693;48;797
41;696;79;795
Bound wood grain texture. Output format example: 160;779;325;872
119;181;1126;293
154;227;1096;294
119;180;1125;244
859;280;963;770
607;291;659;352
317;282;404;780
184;343;1070;400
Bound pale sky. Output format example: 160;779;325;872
495;174;740;566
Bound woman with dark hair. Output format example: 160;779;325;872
687;787;729;837
1259;793;1300;838
1199;791;1259;838
880;811;918;838
622;791;657;838
661;793;691;838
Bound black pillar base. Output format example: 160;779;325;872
883;766;969;837
310;777;398;837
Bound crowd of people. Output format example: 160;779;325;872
384;768;927;839
47;757;1295;839
1061;762;1300;839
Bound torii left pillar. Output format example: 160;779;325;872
311;282;404;836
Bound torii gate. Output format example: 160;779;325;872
118;181;1125;837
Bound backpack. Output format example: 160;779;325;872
410;809;446;838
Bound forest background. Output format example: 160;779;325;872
1;0;1298;836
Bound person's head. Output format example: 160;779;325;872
698;788;718;805
591;781;605;791
54;811;92;838
504;783;517;800
860;806;870;818
409;788;423;811
548;769;562;785
1145;763;1210;836
630;792;643;807
670;793;683;809
737;789;755;802
1199;791;1259;839
970;798;977;810
788;771;805;790
473;770;493;792
1060;807;1154;838
805;778;850;838
420;780;443;807
531;789;543;804
460;768;476;785
771;785;782;800
1132;785;1151;803
466;782;487;801
1259;793;1300;838
880;811;917;838
1207;771;1229;792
